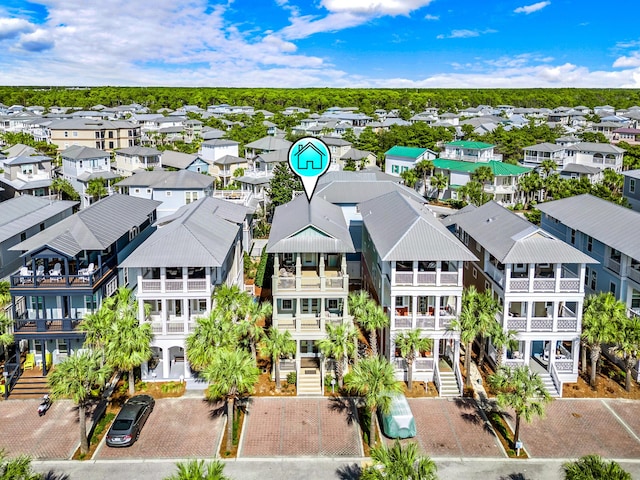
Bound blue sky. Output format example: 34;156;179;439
1;0;639;87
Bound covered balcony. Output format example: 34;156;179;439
273;298;350;333
486;258;583;293
393;295;458;331
504;301;579;333
392;260;459;287
272;253;348;293
138;267;209;294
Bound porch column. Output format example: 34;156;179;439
295;299;301;332
162;348;170;379
523;340;532;366
554;263;562;292
161;299;167;335
183;299;190;334
390;295;396;329
528;263;535;293
184;357;192;379
161;267;166;293
411;296;418;329
319;255;325;292
572;338;580;374
579;264;586;293
412;261;418;286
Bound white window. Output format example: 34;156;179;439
129;226;139;241
166;191;172;197
185;191;198;204
327;299;339;310
282;299;292;310
134;188;140;194
73;131;78;137
123;267;129;286
631;179;636;194
57;340;68;354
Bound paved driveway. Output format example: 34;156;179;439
518;399;640;459
382;398;505;458
0;399;79;459
95;398;224;459
239;397;363;457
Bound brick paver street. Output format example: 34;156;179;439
239;397;362;457
519;399;640;458
383;398;505;458
0;399;79;459
95;398;224;459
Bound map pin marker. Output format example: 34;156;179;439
288;137;331;202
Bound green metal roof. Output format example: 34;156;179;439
385;146;428;158
433;159;531;176
445;140;495;150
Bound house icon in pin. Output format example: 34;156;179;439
293;141;325;170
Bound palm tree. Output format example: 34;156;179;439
415;159;434;191
348;292;388;358
539;158;558;178
610;316;640;392
164;459;230;480
48;351;111;454
202;349;259;453
259;327;296;391
0;312;14;365
488;365;552;448
0;280;10;307
451;286;481;389
562;454;631;480
102;287;152;395
476;292;502;368
317;322;358;388
400;169;418;188
0;451;42;480
582;292;626;387
86;177;107;203
344;356;402;447
394;329;432;391
212;284;250;322
237;301;271;360
186;309;240;371
491;328;519;369
430;172;448;199
361;440;439;480
78;307;112;361
471;165;494;188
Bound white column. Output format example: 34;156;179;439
528;263;535;293
161;299;167;335
162;347;170;379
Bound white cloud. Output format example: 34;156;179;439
437;29;496;39
16;28;54;51
321;0;434;16
424;14;439;20
514;1;550;14
613;52;640;68
0;17;34;40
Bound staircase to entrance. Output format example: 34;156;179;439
530;358;562;397
9;371;49;399
297;357;322;396
438;359;461;397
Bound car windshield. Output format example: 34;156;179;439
111;419;133;431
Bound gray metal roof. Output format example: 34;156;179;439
10;194;161;257
316;172;422;205
245;136;292;151
121;197;248;268
443;201;596;265
255;150;288;164
536;194;640;260
623;169;640;180
566;142;625;154
0;196;77;243
560;163;601;174
115;170;214;190
522;142;564;152
6;155;51;165
359;191;477;262
61;145;109;160
76;171;120;182
267;194;355;254
158;150;200;169
115;146;161;156
215;155;246;165
201;139;239;147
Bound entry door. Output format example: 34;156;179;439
300;340;319;357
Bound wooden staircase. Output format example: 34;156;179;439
9;374;49;399
297;358;323;396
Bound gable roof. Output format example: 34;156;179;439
442;201;596;265
115;170;214;190
0;196;77;243
536;194;640;260
115;146;161;156
316;172;423;204
160;150;202;169
360;191;477;262
266;194;354;254
385;146;428;159
215;155;247;165
10;194;161;257
61;145;109;160
566;142;625;154
245;136;292;151
120;197;248;268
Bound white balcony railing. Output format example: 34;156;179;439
606;257;621;274
139;278;208;293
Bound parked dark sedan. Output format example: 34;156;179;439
105;394;155;447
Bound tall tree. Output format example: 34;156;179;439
186;310;240;371
0;312;14;365
476;292;502;368
471;165;494;188
539;159;558;178
202;349;259;452
610;316;640;392
164;459;230;480
491;328;519;369
582;292;626;388
430;172;448;199
353;297;388;358
415;159;434;191
259;326;296;391
361;440;439;480
317;322;358;388
344;356;402;447
562;455;632;480
267;163;302;211
86;177;108;202
488;365;552;448
400;168;418;188
102;287;153;395
451;286;481;389
48;351;111;454
237;301;271;360
394;329;432;391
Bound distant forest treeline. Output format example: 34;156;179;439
2;87;640;113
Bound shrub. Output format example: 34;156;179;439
161;381;183;394
286;372;297;385
324;374;334;388
135;380;147;391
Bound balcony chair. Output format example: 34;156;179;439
23;353;35;371
35;265;45;281
49;262;62;282
78;263;95;282
18;266;33;284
